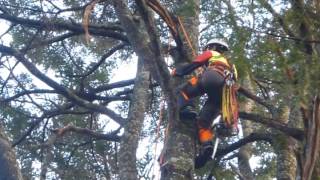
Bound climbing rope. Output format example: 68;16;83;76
147;0;197;59
221;76;239;129
146;0;177;36
177;16;197;58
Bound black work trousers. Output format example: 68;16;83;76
177;69;225;128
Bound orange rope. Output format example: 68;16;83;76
146;1;197;58
177;16;197;58
147;0;177;35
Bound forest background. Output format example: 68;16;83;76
0;0;320;180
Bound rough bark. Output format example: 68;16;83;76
302;96;320;180
273;106;298;180
312;156;320;180
238;74;255;180
0;123;23;180
118;59;151;180
160;0;200;179
111;0;200;179
274;134;298;180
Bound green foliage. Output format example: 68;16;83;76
0;104;30;139
174;0;198;17
1;0;320;179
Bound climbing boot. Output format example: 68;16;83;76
195;128;214;169
195;141;213;169
179;105;197;120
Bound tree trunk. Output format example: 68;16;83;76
0;123;23;180
312;157;320;180
274;106;297;180
238;74;255;180
111;0;200;179
275;134;297;180
160;0;200;179
118;60;150;180
302;96;320;180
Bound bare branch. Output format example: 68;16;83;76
92;79;135;93
22;32;80;51
72;43;127;78
12;103;76;147
215;133;273;158
0;13;128;42
51;125;121;142
12;118;43;147
0;24;15;40
239;112;304;141
238;86;275;114
0;89;56;103
0;44;126;125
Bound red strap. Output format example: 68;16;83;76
194;50;212;63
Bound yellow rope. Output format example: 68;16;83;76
222;84;239;127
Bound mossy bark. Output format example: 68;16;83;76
0;124;23;180
160;0;200;179
238;74;255;180
273;106;298;180
118;60;150;180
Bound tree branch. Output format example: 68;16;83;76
0;13;128;42
12;103;76;147
302;95;320;180
92;79;135;93
239;112;304;141
238;86;275;114
22;32;80;51
215;133;273;158
73;43;127;78
51;125;121;142
0;89;56;103
0;44;126;125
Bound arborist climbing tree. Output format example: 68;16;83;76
172;38;239;169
